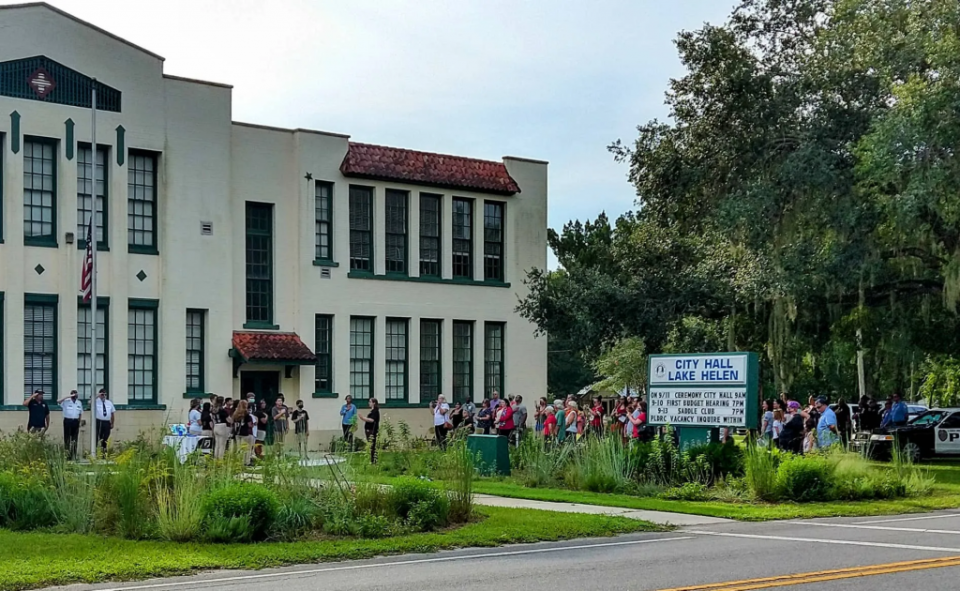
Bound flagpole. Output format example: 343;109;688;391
89;80;98;459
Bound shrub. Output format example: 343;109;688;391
777;455;833;502
155;469;205;542
388;478;449;527
356;514;393;538
686;440;745;481
201;482;279;542
645;428;684;486
271;493;321;541
744;445;780;501
48;454;99;534
0;472;56;531
574;437;635;493
661;482;710;501
445;442;475;523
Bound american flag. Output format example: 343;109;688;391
80;216;94;302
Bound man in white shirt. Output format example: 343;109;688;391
58;390;84;460
93;388;116;457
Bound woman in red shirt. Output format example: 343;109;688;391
589;396;605;439
543;406;557;439
496;399;515;440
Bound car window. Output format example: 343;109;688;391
939;414;960;429
908;405;928;413
910;411;947;425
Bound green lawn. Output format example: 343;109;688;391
327;455;960;522
0;507;659;591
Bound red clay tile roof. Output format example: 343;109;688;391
232;332;316;363
340;142;520;195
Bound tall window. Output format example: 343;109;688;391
315;315;333;393
315;181;334;262
419;194;441;277
24;298;57;399
453;321;473;403
186;309;205;393
452;198;473;279
385;190;408;275
23;138;57;245
128;150;157;251
350;317;374;399
420;319;442;403
349;186;373;272
78;303;108;400
78;144;108;248
484;323;505;397
245;202;274;325
484;202;504;281
0;294;4;402
128;301;158;403
385;318;408;401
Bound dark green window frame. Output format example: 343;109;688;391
349;316;374;400
245;202;275;328
315;181;334;263
315;314;333;393
77;143;109;250
419;194;441;277
127;150;159;254
452;198;473;279
385;189;408;275
420;319;442;403
24;294;59;401
385;318;408;402
128;298;159;405
1;133;5;244
483;201;504;282
453;320;473;404
23;137;58;247
186;309;205;393
349;186;374;273
484;322;505;398
78;297;110;401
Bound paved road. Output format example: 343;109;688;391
50;510;960;591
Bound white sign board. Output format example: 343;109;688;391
649;354;747;386
647;388;748;427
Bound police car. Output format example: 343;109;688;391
854;408;960;462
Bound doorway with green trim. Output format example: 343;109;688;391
240;371;280;444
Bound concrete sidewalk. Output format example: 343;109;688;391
472;493;731;526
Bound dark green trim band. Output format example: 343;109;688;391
380;401;432;409
128;244;159;255
347;271;510;288
116;125;125;166
10;111;20;154
129;298;159;309
183;392;214;399
242;321;280;330
64;119;74;160
76;295;111;305
0;404;167;411
25;293;59;304
312;391;340;399
312;259;340;268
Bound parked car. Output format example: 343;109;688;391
908;404;929;421
851;408;960;462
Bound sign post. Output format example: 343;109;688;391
647;352;759;449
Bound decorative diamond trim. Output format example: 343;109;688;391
136;270;147;282
34;264;45;275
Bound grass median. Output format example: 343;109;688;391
0;507;661;591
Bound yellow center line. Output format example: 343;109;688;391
657;555;960;591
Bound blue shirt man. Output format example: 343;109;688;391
815;397;838;448
883;395;909;427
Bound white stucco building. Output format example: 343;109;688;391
0;3;548;447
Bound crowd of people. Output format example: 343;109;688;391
425;391;657;450
187;393;311;465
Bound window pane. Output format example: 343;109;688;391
128;307;157;402
245;203;273;323
452;198;472;279
452;321;473;403
420;319;442;402
385;190;408;274
24;303;57;399
484;323;504;398
385;319;408;401
77;146;108;244
77;305;108;400
315;182;333;261
23;140;56;240
350;317;374;399
185;310;204;392
419;194;441;276
484;201;504;281
315;315;333;392
349;186;373;271
128;152;157;247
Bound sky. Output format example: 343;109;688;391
12;0;738;267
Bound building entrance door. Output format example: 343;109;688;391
240;371;280;443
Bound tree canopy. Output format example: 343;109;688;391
522;0;960;401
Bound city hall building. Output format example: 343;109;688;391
0;3;547;448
